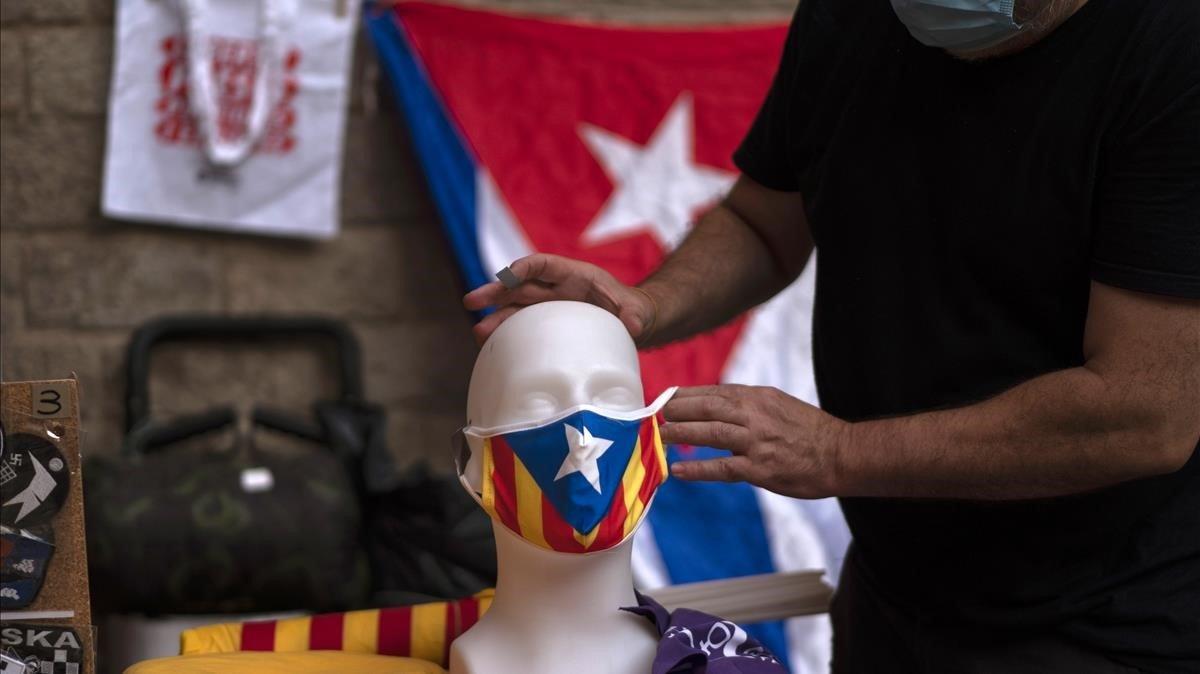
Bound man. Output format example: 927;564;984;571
464;0;1199;670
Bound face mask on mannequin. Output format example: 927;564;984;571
455;387;677;554
890;0;1026;51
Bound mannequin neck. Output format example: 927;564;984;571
488;524;639;621
449;522;658;674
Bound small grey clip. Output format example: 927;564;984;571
496;266;521;290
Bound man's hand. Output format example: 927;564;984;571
662;384;847;499
462;176;814;347
462;253;655;346
660;284;1199;502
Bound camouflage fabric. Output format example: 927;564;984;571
86;439;369;614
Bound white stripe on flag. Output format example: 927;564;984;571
755;488;833;674
631;521;673;591
477;168;535;277
720;255;819;406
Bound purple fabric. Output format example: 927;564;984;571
622;591;788;674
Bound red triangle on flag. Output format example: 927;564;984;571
396;2;789;399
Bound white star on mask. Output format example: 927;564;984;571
555;424;614;493
578;92;736;251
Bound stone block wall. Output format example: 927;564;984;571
0;0;794;470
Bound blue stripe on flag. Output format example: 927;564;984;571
652;445;791;668
364;7;490;293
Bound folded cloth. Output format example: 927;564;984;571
180;589;494;668
623;591;788;674
126;652;445;674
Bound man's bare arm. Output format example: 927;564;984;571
839;282;1200;498
667;282;1200;500
463;175;811;346
637;175;812;346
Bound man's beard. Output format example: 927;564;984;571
1015;0;1074;32
956;0;1086;60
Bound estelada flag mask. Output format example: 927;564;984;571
455;387;676;554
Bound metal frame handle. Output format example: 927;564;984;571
124;314;363;432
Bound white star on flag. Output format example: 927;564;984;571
555;424;614;493
579;92;736;251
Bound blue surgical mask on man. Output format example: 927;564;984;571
890;0;1025;52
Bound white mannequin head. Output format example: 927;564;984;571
463;301;644;491
451;301;661;674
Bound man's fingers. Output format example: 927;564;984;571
663;395;748;426
464;254;644;345
616;307;646;340
472;305;524;345
670;384;750;400
508;253;578;285
660;421;750;452
583;278;626;315
670;385;725;399
463;281;506;311
465;254;598;312
671;456;753;483
495;282;562;307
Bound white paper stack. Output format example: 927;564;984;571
649;570;832;624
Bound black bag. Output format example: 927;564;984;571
365;462;497;605
86;316;374;614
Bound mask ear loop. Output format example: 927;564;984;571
646;386;678;416
461;386;680;440
451;428;487;510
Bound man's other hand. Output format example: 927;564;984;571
662;384;848;499
463;253;655;346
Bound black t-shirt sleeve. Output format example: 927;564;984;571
1091;23;1200;298
732;5;808;192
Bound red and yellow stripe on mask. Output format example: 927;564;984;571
480;414;668;553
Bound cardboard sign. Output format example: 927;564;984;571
0;623;83;674
0;380;94;673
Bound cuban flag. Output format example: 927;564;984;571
366;4;849;672
482;412;667;553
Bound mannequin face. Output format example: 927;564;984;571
464;301;644;491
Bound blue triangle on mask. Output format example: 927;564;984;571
503;409;642;534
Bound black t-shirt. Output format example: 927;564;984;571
734;0;1200;669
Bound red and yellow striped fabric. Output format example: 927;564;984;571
180;590;495;667
481;415;668;553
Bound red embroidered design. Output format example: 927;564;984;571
155;34;300;155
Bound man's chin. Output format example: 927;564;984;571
950;0;1088;61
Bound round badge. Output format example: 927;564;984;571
1;523;56;609
0;434;69;528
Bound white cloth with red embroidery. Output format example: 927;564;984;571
102;0;354;238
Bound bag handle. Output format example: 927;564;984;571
123;405;237;455
124;314;363;433
177;0;291;166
